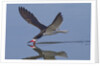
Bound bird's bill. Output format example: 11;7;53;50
28;40;36;43
28;45;36;48
27;39;36;46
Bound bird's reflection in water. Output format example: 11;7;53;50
23;46;67;60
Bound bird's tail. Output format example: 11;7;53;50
56;51;68;58
56;30;68;33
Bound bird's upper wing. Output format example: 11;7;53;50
45;12;63;32
19;7;47;31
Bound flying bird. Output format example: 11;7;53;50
19;7;68;47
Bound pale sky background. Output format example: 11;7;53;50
6;3;91;60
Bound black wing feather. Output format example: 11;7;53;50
23;56;42;59
19;7;47;30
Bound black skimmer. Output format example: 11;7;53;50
19;7;68;46
23;45;67;59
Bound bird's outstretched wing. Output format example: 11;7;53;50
19;7;47;31
23;56;42;59
45;12;63;32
